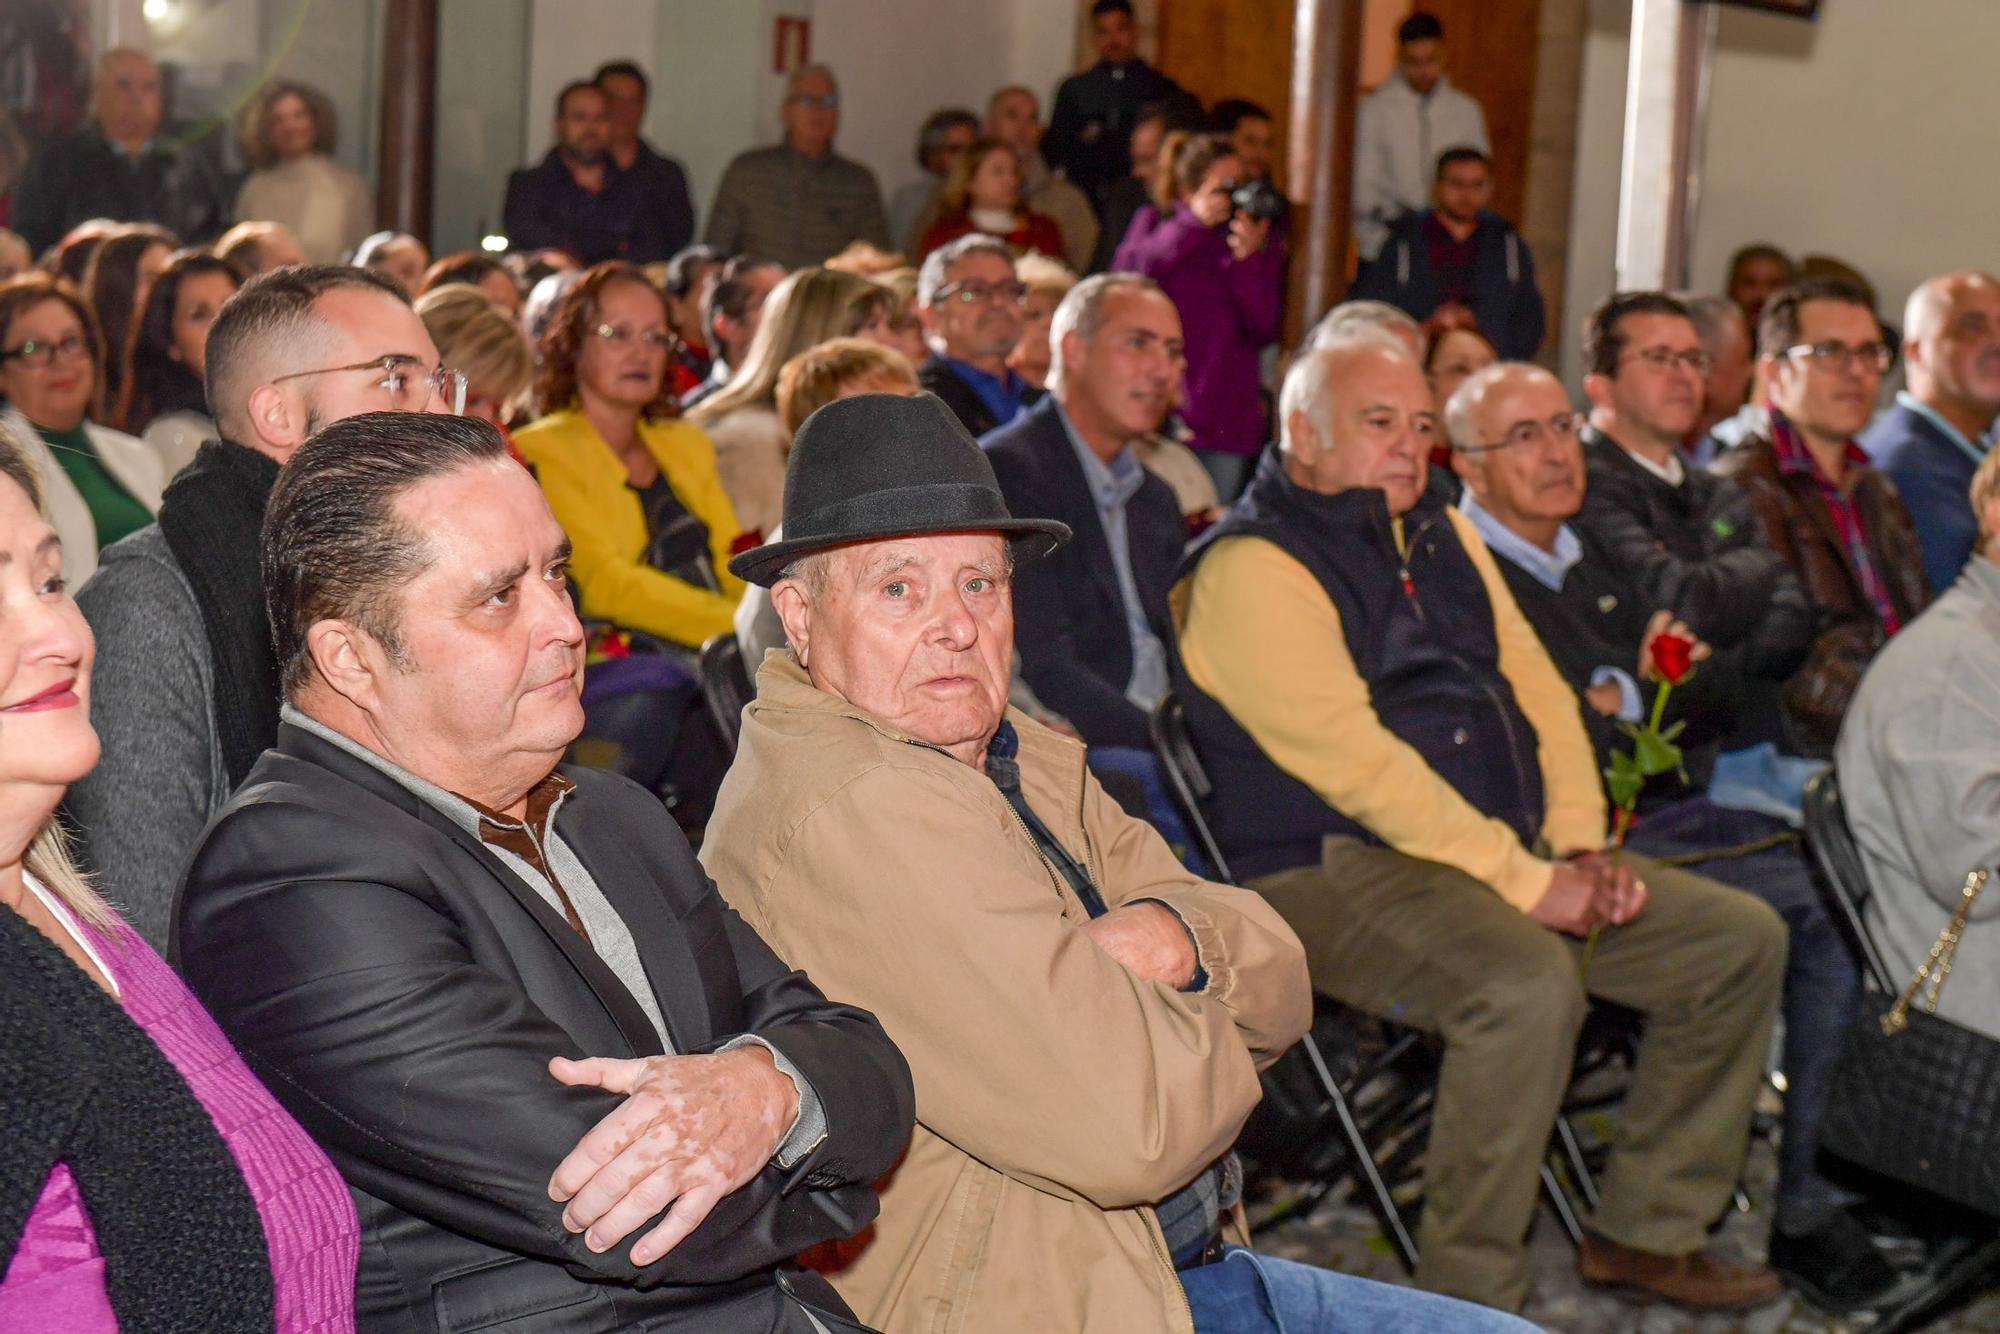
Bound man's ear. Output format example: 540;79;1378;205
770;582;813;669
244;382;304;453
1580;370;1613;414
1284;408;1317;465
916;302;942;340
306;618;386;713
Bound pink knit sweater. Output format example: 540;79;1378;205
0;907;358;1331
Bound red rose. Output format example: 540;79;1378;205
1650;631;1695;684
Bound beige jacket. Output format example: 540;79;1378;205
702;656;1311;1333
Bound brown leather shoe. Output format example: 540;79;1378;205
1578;1233;1784;1310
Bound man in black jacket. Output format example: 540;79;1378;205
1449;362;1891;1314
916;234;1033;437
173;413;913;1333
1044;0;1198;208
1572;291;1812;734
594;61;698;261
503;82;655;266
984;274;1184;751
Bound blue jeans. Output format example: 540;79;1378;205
1623;795;1862;1233
1181;1248;1537;1333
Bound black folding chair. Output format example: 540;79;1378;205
1148;694;1604;1271
1801;769;2000;1332
697;634;753;751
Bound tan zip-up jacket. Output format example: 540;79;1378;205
701;655;1311;1333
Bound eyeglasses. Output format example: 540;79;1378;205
1622;345;1713;376
1782;340;1894;374
1459;410;1584;455
0;332;91;369
271;356;468;414
936;280;1028;307
789;92;839;110
591;323;674;351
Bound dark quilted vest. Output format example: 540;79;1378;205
1175;456;1546;881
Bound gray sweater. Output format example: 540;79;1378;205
66;525;229;952
1838;554;2000;1039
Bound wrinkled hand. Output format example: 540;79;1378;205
1584;680;1625;717
1529;857;1648;937
1570;849;1648;926
1082;901;1197;988
1637;610;1711;681
1227;214;1272;260
547;1045;798;1266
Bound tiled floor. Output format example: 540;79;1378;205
1253;1126;2000;1332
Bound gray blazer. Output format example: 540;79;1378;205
1838;554;2000;1038
65;525;229;951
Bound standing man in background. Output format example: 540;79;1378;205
1351;12;1489;262
1045;0;1198;211
593;61;697;261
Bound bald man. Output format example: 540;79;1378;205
985;86;1098;271
11;48;229;253
1859;271;2000;590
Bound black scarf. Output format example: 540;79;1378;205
0;904;274;1331
157;440;283;787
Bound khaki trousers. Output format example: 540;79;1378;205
1249;838;1785;1311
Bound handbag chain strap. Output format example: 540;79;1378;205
1882;868;1990;1036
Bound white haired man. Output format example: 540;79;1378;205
1173;333;1786;1314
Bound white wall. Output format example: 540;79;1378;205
1565;0;2000;387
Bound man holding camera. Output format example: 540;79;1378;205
1349;146;1545;360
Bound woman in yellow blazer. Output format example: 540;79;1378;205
516;262;745;651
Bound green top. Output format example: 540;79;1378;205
37;421;152;550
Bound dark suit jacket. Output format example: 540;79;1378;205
173;723;913;1333
1861;399;1984;593
984;397;1185;749
918;356;1001;438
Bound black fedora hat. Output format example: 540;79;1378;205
729;391;1070;587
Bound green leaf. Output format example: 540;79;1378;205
1660;720;1685;742
1632;728;1684;777
1604;750;1645;808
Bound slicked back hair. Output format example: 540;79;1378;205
204;263;409;437
1582;290;1692;379
1047;272;1163;397
264;412;509;695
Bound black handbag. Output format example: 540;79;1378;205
1820;868;2000;1215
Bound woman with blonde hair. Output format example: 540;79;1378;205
0;423;360;1330
415;283;533;437
916;138;1065;262
686;266;892;536
1006;250;1078;391
233;81;371;264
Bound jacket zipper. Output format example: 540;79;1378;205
1148;1211;1198;1332
1389;509;1540;835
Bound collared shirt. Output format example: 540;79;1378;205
1421;211;1480;307
1769;409;1902;634
1623;443;1686;487
1056;402;1170;710
945;356;1030;430
703;143;890;271
1458;493;1642;720
278;705;826;1168
1897;389;1993;469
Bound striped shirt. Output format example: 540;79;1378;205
703;143;890;270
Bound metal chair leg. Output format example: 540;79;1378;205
1871;1232;2000;1334
1303;1031;1420;1274
1554;1115;1600;1211
1540;1161;1585;1247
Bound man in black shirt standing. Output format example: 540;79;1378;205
594;61;697;261
503;82;644;266
11;48;228;253
1044;0;1197;210
1448;360;1896;1316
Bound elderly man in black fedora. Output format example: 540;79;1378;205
699;391;1534;1333
173;411;913;1332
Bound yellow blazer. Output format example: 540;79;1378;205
515;408;746;648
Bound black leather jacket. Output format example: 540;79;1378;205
173;722;913;1333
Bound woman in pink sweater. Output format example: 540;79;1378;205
0;422;358;1332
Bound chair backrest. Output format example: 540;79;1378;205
1801;769;1896;993
697;634;753;750
1148;693;1235;884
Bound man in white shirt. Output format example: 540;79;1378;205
1351;12;1490;262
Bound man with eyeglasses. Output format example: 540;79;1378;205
1715;277;1929;757
704;64;889;271
1174;332;1785;1314
1859;271;2000;592
1451;361;1895;1313
915;234;1034;437
66;265;462;953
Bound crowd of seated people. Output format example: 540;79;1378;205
9;5;2000;1330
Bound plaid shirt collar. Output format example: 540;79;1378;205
1768;409;1901;634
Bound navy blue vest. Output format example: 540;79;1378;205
1175;455;1546;881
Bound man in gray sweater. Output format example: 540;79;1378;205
1839;444;2000;1040
66;265;455;949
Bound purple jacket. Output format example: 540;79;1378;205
1112;201;1285;456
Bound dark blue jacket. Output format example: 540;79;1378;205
1860;398;1988;592
984;398;1185;750
503;142;695;265
1175;452;1545;881
1347;207;1545;359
